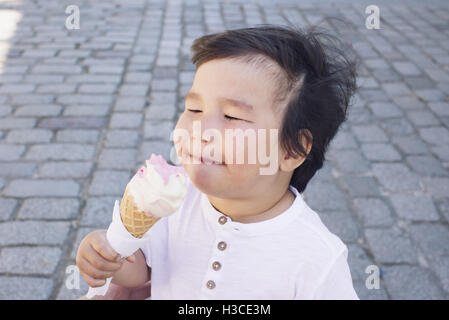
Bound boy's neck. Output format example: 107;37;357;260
206;186;295;224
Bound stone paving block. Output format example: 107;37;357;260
0;162;36;177
415;89;446;102
421;177;449;199
14;105;62;117
351;124;389;143
109;113;143;129
143;120;174;140
368;102;403;118
78;84;117;94
151;79;178;91
361;143;402;162
0;247;62;275
56;129;100;144
406;155;449;177
57;94;114;105
6;129;53;144
431;145;449;162
407;110;441;127
124;72;153;83
390;193;440;221
39;117;106;129
138;140;173;164
0;221;70;245
119;84;149;96
426;255;449;294
37;84;77;94
88;170;131;196
0;105;12;117
332;150;371;174
372;163;421;192
352;198;394;227
149;91;177;105
0;118;36;129
379;117;415;136
382;265;446;300
303;180;348;211
18;198;80;220
364;227;418;264
406;223;449;258
0;277;54;300
427;102;449;117
114;97;147;112
392;96;425;110
145;104;177;121
98;149;137;170
2;179;79;197
381;82;412;97
79;197;117;229
104;130;139;148
404;75;436;90
0;198;18;221
391;135;429;155
25;144;95;161
63;105;110;117
392;61;422;75
0;144;26;160
339;176;381;198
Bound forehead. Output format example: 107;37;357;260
191;57;281;110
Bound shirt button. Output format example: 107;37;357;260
218;216;227;224
206;280;216;289
217;241;227;251
212;261;221;271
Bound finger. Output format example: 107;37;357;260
84;245;122;272
126;255;135;263
90;237;120;262
80;270;107;288
78;257;116;280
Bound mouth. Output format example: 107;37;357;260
186;152;224;165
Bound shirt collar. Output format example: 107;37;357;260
200;185;306;236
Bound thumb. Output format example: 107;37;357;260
126;254;136;263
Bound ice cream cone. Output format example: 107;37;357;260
120;189;160;238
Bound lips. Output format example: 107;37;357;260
187;152;223;165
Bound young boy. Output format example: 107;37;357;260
77;25;359;299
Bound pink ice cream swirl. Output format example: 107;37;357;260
127;153;188;218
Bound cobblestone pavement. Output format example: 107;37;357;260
0;0;448;300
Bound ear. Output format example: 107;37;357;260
279;129;312;172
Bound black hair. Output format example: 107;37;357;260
190;25;357;193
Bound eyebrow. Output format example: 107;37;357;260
185;91;254;112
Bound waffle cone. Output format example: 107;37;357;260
120;189;160;238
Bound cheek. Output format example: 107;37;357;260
173;116;191;150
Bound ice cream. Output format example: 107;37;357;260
120;153;188;238
85;153;188;299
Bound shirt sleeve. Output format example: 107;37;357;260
309;246;360;300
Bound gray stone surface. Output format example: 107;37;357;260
1;0;449;300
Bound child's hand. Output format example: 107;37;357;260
76;229;136;287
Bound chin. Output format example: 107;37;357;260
185;166;226;197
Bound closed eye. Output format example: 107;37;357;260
188;109;247;122
225;115;242;121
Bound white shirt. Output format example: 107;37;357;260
140;176;359;300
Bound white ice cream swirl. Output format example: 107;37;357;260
125;154;188;218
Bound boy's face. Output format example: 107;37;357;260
174;57;290;198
